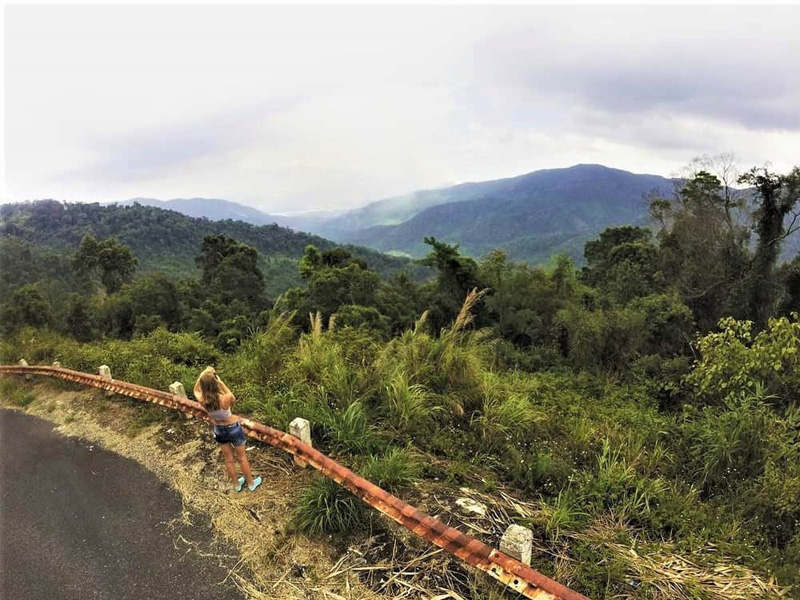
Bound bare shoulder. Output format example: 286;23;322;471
220;392;236;407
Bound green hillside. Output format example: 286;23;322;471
338;165;672;263
0;200;419;296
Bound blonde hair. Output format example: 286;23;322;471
196;371;223;411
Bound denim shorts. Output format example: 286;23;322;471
213;422;247;446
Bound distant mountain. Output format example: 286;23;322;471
112;197;347;233
314;182;512;238
1;201;420;297
326;165;674;264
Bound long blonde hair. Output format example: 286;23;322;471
196;371;223;411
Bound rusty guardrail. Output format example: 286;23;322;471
0;364;591;600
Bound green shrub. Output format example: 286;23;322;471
577;439;669;524
383;371;438;434
471;376;540;450
681;391;770;495
360;447;420;492
0;378;35;407
536;491;587;541
686;315;800;408
323;400;382;454
293;477;364;535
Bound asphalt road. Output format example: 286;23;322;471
0;408;245;600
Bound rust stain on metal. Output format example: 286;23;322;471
0;364;591;600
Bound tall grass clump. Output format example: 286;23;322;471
0;377;35;407
292;477;364;535
377;290;496;419
682;390;770;495
322;400;382;454
288;327;376;409
472;372;541;449
221;308;298;389
360;447;421;492
383;371;439;435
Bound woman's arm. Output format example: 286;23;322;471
216;375;236;403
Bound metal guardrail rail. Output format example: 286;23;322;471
0;364;591;600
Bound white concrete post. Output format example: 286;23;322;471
500;524;533;566
52;361;61;368
98;365;112;395
18;359;28;366
169;382;187;398
169;381;193;419
289;417;312;468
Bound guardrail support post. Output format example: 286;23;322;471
18;359;30;380
289;417;312;468
169;381;187;398
99;365;112;395
169;382;193;419
500;524;533;566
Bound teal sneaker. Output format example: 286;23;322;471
235;476;246;492
248;476;262;492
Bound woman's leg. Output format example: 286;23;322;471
234;444;254;486
219;443;239;484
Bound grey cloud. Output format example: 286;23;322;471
475;6;800;131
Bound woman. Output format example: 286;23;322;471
194;366;262;492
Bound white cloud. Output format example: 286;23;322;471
4;5;799;211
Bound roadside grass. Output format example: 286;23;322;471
2;310;798;598
0;377;35;407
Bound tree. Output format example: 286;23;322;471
479;250;566;349
739;166;800;328
418;237;483;331
583;226;661;304
97;237;138;294
299;245;368;280
63;293;95;341
196;234;266;307
651;169;751;331
127;273;182;331
0;283;51;333
73;234;138;294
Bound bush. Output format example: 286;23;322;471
0;378;35;407
293;477;364;535
681;392;770;495
382;371;438;435
322;400;382;454
471;373;541;450
686;315;800;408
360;447;420;492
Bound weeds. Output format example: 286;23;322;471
0;378;34;407
383;371;438;434
360;447;421;492
292;477;364;535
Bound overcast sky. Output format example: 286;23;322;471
4;5;799;213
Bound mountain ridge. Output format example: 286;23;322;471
331;164;674;263
100;164;678;264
